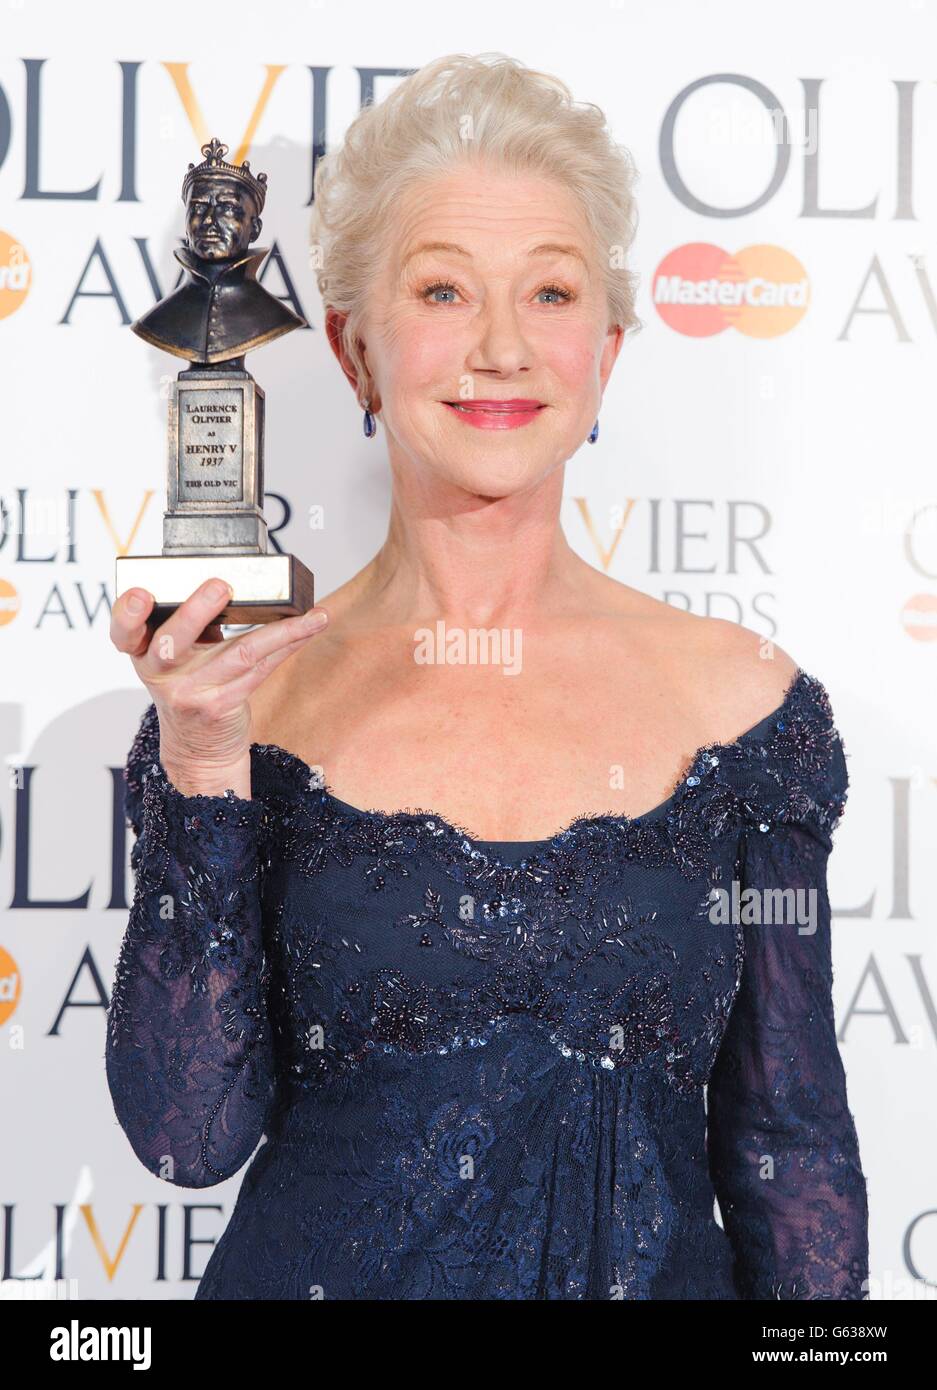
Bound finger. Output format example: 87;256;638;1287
141;578;233;672
198;607;329;690
111;588;156;657
204;625;325;708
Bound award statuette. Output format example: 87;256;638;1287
114;137;315;624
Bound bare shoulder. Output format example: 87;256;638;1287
592;575;789;706
686;614;802;732
593;574;802;736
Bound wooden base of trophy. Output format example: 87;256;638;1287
115;551;315;626
116;362;315;627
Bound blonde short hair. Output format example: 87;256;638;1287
309;51;641;409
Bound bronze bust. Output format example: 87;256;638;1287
116;136;316;624
132;137;305;365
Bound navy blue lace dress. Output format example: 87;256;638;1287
104;666;869;1300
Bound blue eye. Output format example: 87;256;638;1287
422;281;459;304
537;284;572;305
420;279;574;306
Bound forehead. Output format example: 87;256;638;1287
390;166;593;263
187;177;253;206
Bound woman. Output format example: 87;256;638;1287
105;52;869;1300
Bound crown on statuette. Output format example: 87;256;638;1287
181;137;267;211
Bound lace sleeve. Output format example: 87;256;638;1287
705;733;869;1299
104;703;276;1188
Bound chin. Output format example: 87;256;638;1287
444;452;555;499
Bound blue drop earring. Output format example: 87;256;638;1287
363;401;377;438
588;417;599;444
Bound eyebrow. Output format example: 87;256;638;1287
401;240;587;269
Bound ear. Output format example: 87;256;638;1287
325;306;376;408
599;322;625;391
251;214;263;241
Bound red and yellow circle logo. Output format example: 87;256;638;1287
653;243;809;338
0;579;20;626
0;231;31;321
0;946;21;1025
901;593;937;643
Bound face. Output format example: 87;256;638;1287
185;177;261;260
336;163;624;497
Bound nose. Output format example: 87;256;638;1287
466;292;531;378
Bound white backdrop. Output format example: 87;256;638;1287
0;0;934;1300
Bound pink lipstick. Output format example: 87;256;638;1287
442;399;545;430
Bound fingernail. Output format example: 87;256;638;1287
302;608;328;629
126;591;146;615
207;580;231;601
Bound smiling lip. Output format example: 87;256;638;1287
442;399;545;430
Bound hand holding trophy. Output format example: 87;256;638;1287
115;137;315;624
111;139;326;798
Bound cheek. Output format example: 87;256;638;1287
379;314;458;390
539;329;600;388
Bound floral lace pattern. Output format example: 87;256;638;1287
104;666;869;1299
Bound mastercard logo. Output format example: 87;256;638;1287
653;243;810;338
0;230;31;321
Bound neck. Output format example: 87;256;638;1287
175;243;265;281
356;450;588;628
192;254;244;282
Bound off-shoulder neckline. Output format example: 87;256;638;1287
248;664;817;865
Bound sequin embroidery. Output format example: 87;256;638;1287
104;667;869;1300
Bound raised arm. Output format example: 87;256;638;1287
706;748;869;1299
105;705;275;1187
103;579;329;1186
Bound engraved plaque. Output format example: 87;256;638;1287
163;372;265;552
177;385;245;504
